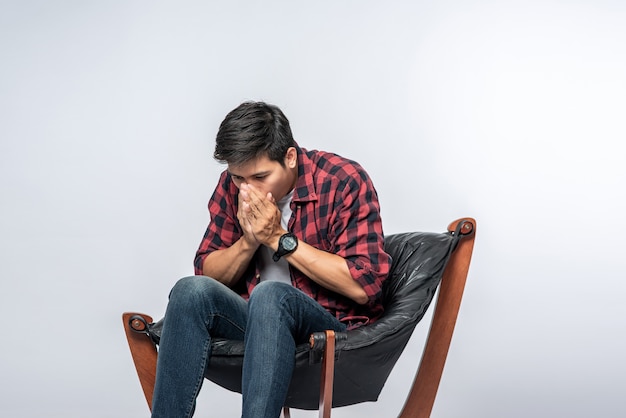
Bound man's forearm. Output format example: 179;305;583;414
283;240;369;305
201;238;258;287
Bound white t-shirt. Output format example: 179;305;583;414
258;189;294;285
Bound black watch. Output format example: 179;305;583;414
273;232;298;262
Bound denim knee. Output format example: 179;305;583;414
248;281;295;316
170;275;211;296
168;276;221;310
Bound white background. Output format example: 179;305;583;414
1;1;625;417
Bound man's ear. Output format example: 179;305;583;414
285;147;297;169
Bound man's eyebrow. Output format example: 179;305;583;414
227;169;271;177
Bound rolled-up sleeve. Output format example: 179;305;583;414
330;168;391;305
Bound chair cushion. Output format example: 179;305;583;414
203;231;457;409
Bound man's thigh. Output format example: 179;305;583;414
247;281;346;343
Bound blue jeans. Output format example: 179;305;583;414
151;276;347;418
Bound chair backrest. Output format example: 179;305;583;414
347;231;458;347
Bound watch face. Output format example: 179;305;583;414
283;236;297;251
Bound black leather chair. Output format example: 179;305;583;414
123;218;476;417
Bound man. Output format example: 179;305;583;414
151;101;390;417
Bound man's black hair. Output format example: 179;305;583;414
214;101;295;166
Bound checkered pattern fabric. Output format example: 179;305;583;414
194;146;391;328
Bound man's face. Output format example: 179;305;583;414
227;147;297;201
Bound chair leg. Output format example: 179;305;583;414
318;330;336;418
282;406;291;418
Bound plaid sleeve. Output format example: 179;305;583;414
329;165;391;304
193;171;242;274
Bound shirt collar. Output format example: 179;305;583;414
293;144;318;203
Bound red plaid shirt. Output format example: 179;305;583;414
194;146;391;328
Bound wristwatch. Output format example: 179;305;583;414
273;232;298;262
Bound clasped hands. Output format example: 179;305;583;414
237;183;284;250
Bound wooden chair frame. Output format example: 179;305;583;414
123;217;475;417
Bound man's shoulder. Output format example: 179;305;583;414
302;147;366;180
209;169;237;206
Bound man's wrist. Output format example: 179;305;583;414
239;236;260;253
267;229;287;251
272;232;298;262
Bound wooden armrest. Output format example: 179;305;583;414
122;312;158;411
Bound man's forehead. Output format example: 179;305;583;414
227;155;275;176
